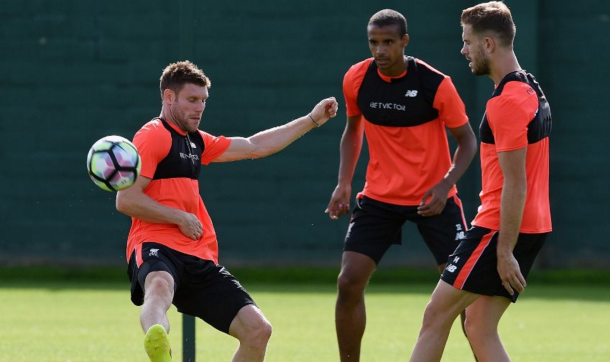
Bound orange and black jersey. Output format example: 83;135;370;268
472;71;552;233
344;56;469;205
126;118;231;265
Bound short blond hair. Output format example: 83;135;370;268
461;1;516;48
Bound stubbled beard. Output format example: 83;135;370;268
472;48;491;76
170;103;189;131
472;58;490;75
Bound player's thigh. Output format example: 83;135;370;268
127;243;181;306
424;280;480;326
415;196;467;265
344;196;405;265
173;264;256;334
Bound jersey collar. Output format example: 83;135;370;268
376;65;408;83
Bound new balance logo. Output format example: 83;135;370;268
404;90;418;97
149;249;159;257
445;264;458;273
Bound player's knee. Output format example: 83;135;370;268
337;272;367;296
144;276;173;300
462;316;477;338
242;318;273;349
420;303;453;332
463;317;494;342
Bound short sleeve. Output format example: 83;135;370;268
343;59;371;117
432;77;469;128
199;131;232;165
132;120;171;179
487;81;539;152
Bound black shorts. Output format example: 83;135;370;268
127;242;256;334
440;226;548;302
344;195;468;265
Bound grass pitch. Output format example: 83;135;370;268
0;269;608;361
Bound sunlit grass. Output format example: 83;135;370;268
0;279;608;361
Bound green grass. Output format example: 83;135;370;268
1;268;609;362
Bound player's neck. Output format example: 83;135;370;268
160;108;177;127
490;51;521;85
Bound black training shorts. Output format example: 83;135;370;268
127;242;256;334
441;226;547;302
344;195;467;265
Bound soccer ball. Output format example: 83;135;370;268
87;135;141;192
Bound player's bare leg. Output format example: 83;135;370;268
437;264;478;361
409;281;479;362
229;305;273;362
142;271;175;361
336;251;377;361
141;271;175;333
463;296;511;362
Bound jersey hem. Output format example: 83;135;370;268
471;221;552;234
359;188;458;207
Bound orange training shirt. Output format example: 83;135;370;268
126;118;231;265
344;57;469;205
472;77;552;233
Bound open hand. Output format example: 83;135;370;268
497;253;526;295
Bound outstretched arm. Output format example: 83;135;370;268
213;97;338;162
418;122;477;216
116;176;203;240
325;115;364;220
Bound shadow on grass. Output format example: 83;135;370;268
1;267;609;303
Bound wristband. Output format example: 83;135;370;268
308;114;320;127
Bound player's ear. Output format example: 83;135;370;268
402;33;409;48
483;36;495;53
163;89;175;104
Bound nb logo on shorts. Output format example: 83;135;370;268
445;264;458;273
149;249;159;257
